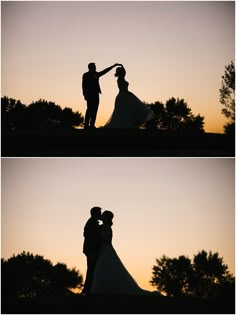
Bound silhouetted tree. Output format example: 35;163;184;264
27;99;62;129
219;61;235;134
166;97;191;129
52;263;83;295
1;97;84;131
190;250;233;298
184;114;205;132
61;107;84;128
1;96;27;131
150;255;192;297
150;250;234;299
147;98;205;132
145;101;166;129
1;251;83;299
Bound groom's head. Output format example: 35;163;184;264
90;206;101;220
88;62;96;72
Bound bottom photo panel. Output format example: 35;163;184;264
1;157;235;314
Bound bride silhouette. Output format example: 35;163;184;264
104;66;154;128
90;210;156;295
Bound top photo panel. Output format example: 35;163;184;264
1;1;235;157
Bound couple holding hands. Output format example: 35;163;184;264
82;63;154;129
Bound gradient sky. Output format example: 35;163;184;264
1;158;235;291
1;1;235;133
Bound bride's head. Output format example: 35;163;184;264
101;210;114;226
115;66;126;78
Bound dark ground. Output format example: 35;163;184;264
2;294;235;314
2;129;235;157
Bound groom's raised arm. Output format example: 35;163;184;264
98;63;120;77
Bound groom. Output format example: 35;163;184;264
82;62;120;129
82;206;102;295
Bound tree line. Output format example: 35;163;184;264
1;61;234;133
145;97;205;132
1;250;234;300
1;252;83;299
150;250;234;299
1;96;205;132
1;97;84;131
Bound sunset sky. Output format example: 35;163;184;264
1;1;235;133
1;158;235;291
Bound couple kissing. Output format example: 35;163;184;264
82;206;158;296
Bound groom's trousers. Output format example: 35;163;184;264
83;251;98;294
85;94;99;127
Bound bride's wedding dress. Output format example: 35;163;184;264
90;224;154;295
104;78;154;128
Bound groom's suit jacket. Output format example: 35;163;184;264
83;217;101;255
82;66;114;99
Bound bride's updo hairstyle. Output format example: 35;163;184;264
102;210;114;226
115;66;126;77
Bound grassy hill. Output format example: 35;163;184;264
2;128;235;157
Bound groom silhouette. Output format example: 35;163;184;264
82;206;102;295
82;62;120;128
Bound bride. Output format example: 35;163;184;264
104;66;154;128
90;211;156;295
